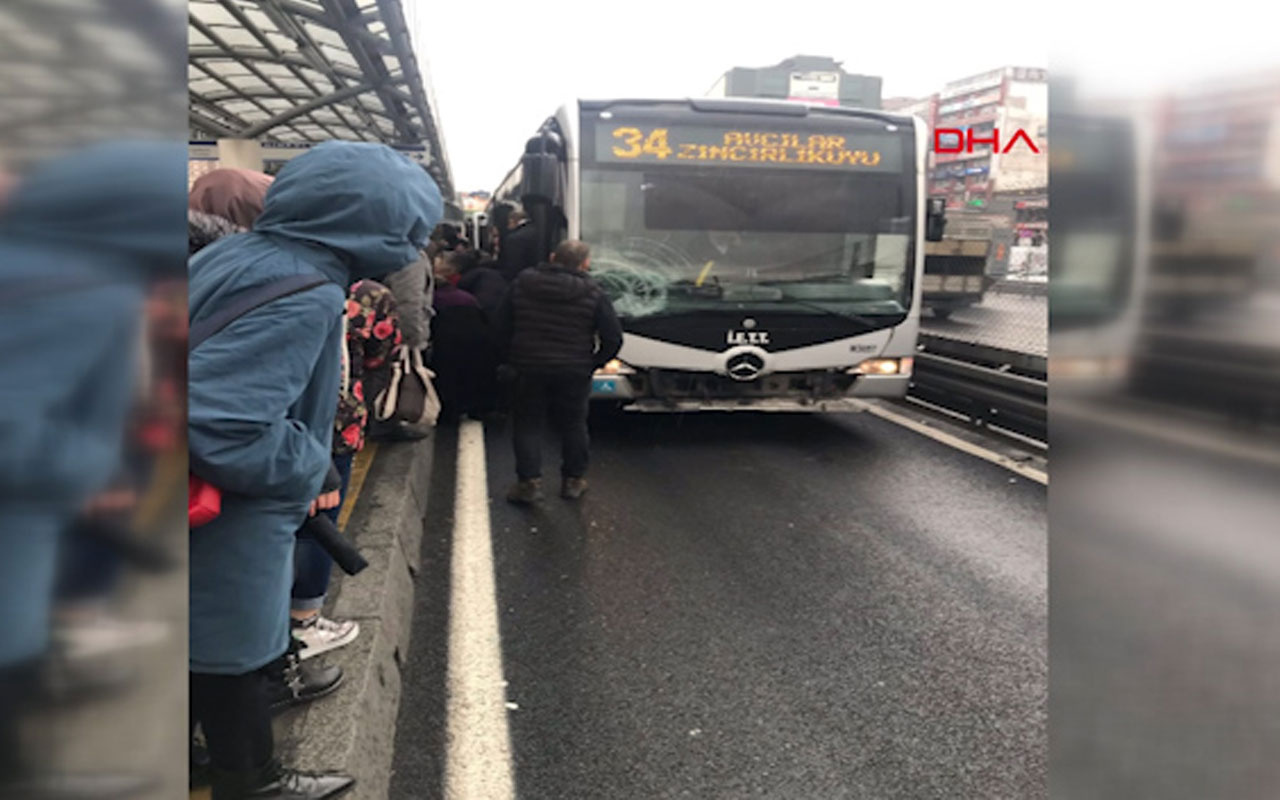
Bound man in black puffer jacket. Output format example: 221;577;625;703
495;239;622;503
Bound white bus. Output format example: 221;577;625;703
490;97;943;412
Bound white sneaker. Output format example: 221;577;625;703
291;614;360;660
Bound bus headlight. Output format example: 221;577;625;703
597;359;635;375
849;357;913;376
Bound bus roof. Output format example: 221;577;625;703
577;98;914;128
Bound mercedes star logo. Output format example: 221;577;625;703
726;351;766;381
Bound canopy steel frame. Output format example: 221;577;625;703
188;0;453;196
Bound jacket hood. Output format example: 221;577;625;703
520;262;595;303
0;140;188;275
254;141;442;280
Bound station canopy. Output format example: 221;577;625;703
188;0;453;197
0;0;186;165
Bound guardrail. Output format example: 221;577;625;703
908;334;1047;443
990;278;1048;297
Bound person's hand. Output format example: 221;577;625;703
310;490;341;516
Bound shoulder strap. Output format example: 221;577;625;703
189;274;330;352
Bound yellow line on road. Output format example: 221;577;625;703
338;441;378;530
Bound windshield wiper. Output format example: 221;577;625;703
668;278;724;298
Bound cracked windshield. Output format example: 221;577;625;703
581;114;916;321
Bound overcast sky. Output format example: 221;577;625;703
410;0;1280;193
411;0;1048;192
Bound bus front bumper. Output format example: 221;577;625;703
590;372;911;409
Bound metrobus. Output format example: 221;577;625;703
489;97;944;411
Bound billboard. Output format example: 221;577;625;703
788;70;840;106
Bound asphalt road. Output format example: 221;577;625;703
391;410;1047;799
922;292;1047;356
1050;408;1280;799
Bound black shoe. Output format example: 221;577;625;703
265;650;343;713
211;760;354;800
0;771;158;799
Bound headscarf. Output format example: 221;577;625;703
188;167;274;229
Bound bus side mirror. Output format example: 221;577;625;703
926;198;947;242
520;131;564;205
520;151;561;203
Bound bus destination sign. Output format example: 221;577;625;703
595;123;902;171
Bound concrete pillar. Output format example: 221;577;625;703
216;139;263;171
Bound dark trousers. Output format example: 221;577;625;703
512;369;592;481
190;669;274;773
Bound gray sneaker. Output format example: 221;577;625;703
506;478;543;505
561;477;588;500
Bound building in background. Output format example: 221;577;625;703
929;66;1048;215
884;94;939;121
461;190;490;214
707;55;881;110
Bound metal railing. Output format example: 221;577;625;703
908;335;1047;443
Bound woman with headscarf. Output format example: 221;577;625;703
430;250;501;422
187;168;274;256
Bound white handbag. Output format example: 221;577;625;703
373;346;442;427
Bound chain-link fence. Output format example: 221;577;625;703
920;202;1048;359
921;283;1047;357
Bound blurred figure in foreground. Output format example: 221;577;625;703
0;141;187;797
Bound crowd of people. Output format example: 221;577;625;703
185;142;622;799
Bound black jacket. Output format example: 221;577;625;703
457;263;508;320
496;221;542;283
496;263;623;372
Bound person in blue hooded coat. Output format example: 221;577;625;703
187;141;441;799
0;141;187;797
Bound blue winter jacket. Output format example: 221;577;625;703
0;142;187;665
188;142;441;674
